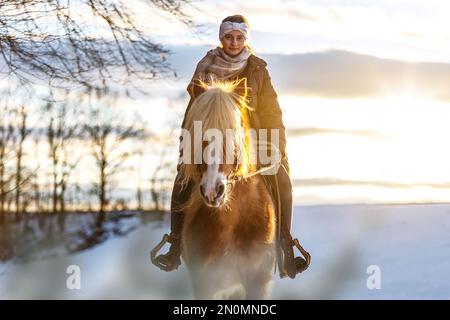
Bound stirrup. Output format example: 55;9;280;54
150;233;170;268
293;238;311;273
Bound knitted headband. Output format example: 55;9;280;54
219;21;249;40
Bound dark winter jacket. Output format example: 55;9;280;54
183;53;287;157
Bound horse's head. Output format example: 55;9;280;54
179;79;254;208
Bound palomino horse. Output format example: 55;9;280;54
175;79;279;299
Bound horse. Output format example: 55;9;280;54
176;79;278;299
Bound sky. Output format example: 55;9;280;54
148;0;450;62
132;0;450;205
5;0;450;206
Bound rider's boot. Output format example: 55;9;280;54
152;173;192;271
276;158;311;279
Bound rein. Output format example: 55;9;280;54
230;140;283;181
231;156;282;181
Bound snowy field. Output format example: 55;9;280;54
1;204;450;299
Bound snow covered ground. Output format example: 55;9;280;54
1;204;450;299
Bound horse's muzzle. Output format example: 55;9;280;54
200;181;225;207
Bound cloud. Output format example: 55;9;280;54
287;127;385;138
292;177;450;189
263;50;450;101
166;45;450;103
245;5;322;22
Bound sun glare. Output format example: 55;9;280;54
281;92;450;204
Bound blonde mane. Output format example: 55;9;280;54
180;79;254;183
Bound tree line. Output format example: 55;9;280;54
0;0;196;261
0;90;177;221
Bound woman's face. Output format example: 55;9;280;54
220;30;246;57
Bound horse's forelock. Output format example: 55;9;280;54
182;81;253;178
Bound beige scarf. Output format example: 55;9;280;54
187;46;251;97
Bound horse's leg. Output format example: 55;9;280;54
242;271;273;299
192;282;215;299
190;268;217;299
242;254;275;300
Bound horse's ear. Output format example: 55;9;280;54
234;77;248;100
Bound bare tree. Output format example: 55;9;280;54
0;103;17;216
30;135;43;213
44;102;81;213
84;103;144;219
0;0;194;93
0;99;35;221
14;105;31;215
43;100;83;216
149;133;175;211
135;150;145;211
